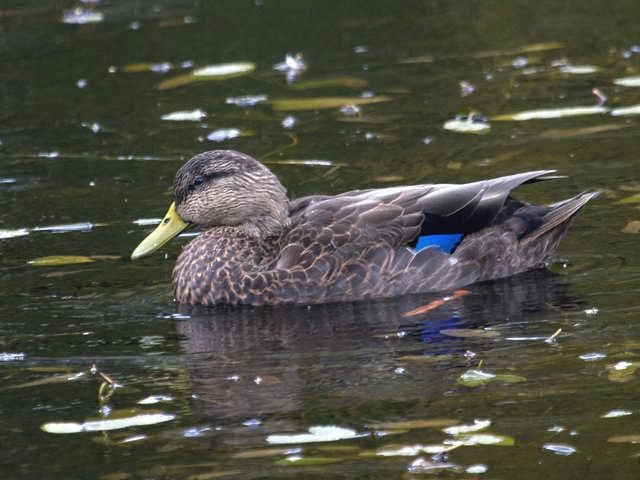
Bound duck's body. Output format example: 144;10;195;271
132;150;597;306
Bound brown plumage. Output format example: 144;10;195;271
134;150;597;306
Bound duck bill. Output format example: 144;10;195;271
131;202;190;260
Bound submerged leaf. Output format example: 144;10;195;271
289;76;367;90
28;255;95;266
472;41;564;59
606;361;640;382
492;106;608;121
457;369;526;387
440;328;499;338
622;221;640;234
275;456;339;466
367;419;458;430
538;124;626;139
616;194;640;205
608;434;640;444
269;96;391;111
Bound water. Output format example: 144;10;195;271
2;0;640;478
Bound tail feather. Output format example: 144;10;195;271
529;191;599;240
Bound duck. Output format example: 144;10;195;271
131;150;597;306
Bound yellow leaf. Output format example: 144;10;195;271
269;96;391;111
28;255;95;266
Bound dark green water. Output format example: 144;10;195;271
2;1;640;478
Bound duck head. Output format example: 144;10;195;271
131;150;289;260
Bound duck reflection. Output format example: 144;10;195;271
175;270;579;424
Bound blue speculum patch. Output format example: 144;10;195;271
414;234;463;253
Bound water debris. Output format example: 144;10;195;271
4;371;86;390
607;361;640;382
403;290;471;317
76;78;88;88
289;76;367;90
466;464;488;474
602;410;632;418
232;448;292;459
32;222;95;233
0;228;29;239
622;221;640;234
538;124;626;140
584;307;599;315
542;443;577;456
547;425;565;433
120;434;146;444
156;62;256;90
544;328;562;344
613;76;640;87
0;352;25;362
273;53;307;83
268;96;391;111
367;419;458;431
42;412;175;434
443;113;490;134
137;395;172;405
281;115;296;128
206;128;241;142
376;444;458;457
62;7;104;24
339;104;361;116
406;457;460;473
443;419;491;436
133;218;162;226
559;65;599;74
242;418;262;427
472;41;564;59
161;109;207;121
440;328;499;338
579;352;607;361
38;151;59;158
459;81;475;96
492;105;608;121
608;434;640;444
266;426;364;444
275;456;339;466
226;95;268;107
123;62;175;73
457;369;526;387
611;104;640;116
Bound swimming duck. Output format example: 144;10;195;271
131;150;597;306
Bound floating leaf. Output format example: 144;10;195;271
622;221;640;234
606;361;640;382
268;96;391;111
456;433;515;446
226;95;268;107
559;65;598;74
368;419;458;430
542;443;576;455
289;77;367;90
608;434;640;444
613;76;640;87
275;456;339;466
440;328;499;338
42;412;175;434
28;255;95;266
206;128;242;142
0;228;29;239
443;419;491;436
492;106;608;121
161;109;207;121
407;457;461;473
611;104;640;116
616;194;640;204
266;426;363;444
156;62;255;90
602;410;632;418
443;116;490;134
457;369;526;387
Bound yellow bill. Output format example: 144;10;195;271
131;202;189;260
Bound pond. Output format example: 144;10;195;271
1;0;640;478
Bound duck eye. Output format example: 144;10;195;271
193;176;207;186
